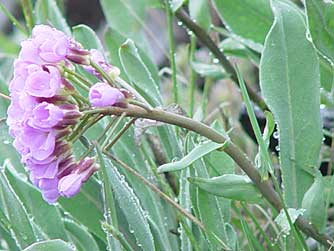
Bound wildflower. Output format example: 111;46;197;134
7;24;99;203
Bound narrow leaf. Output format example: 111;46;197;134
189;0;211;31
260;0;322;207
119;39;162;106
305;0;334;63
64;220;100;251
0;166;37;249
189;174;262;203
301;172;326;232
158;141;227;173
22;239;75;251
103;157;155;251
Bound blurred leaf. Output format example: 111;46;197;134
5;166;68;240
0;223;19;251
191;61;227;79
189;0;211;31
119;39;162;106
0;166;37;249
22;239;74;251
64;220;100;251
100;0;156;53
59;178;106;243
171;0;185;11
225;223;238;251
274;208;305;235
102;157;155;251
73;24;104;51
260;0;322;207
219;38;260;65
189;174;262;203
320;56;334;92
158;141;226;173
34;0;71;35
212;0;273;51
0;32;19;56
305;0;334;63
301;172;326;232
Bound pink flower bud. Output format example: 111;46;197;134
89;82;125;107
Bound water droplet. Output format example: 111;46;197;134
273;131;279;139
275;145;280;151
213;58;219;64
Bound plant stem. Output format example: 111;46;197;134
101;113;126;149
174;9;268;111
63;67;92;87
20;0;34;33
83;104;332;247
165;0;178;104
189;35;197;117
104;118;136;151
0;92;10;101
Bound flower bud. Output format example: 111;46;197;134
89;82;125;107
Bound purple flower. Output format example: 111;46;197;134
58;158;97;197
89;82;125;107
31;25;70;63
28;102;64;129
20;125;56;161
28;158;59;180
25;66;61;98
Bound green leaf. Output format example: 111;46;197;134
73;24;104;51
0;166;37;249
158;141;226;173
119;39;162;106
305;0;334;63
22;240;74;251
100;0;158;52
219;38;260;65
96;145;121;251
189;174;262;203
103;157;155;251
34;0;71;35
255;111;275;179
212;0;273;49
179;168;192;251
186;138;229;250
59;178;106;243
191;61;227;79
301;172;326;232
274;208;305;235
5;166;68;240
189;0;211;31
260;0;322;207
64;220;100;251
320;55;334;92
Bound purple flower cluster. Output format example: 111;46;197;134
7;25;97;203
